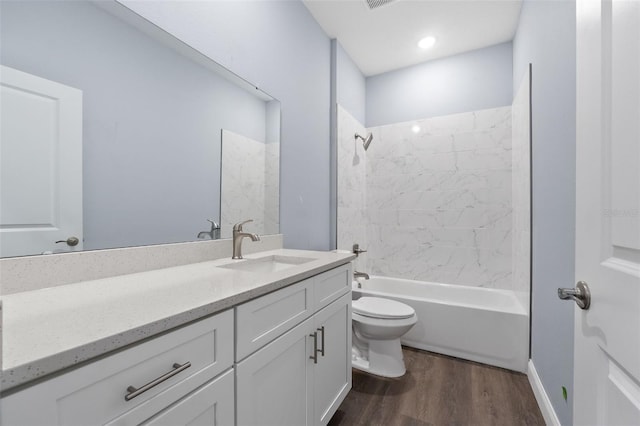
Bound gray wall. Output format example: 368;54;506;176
1;0;267;250
366;42;513;127
336;42;366;125
122;0;332;250
513;1;576;424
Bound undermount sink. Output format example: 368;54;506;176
218;255;316;274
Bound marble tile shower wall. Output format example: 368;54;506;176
366;107;514;289
336;105;368;272
220;130;266;239
264;142;280;235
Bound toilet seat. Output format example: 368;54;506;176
352;312;417;329
352;297;415;319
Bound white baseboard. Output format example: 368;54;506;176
527;360;562;426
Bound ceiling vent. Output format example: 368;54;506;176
365;0;396;10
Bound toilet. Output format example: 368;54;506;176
351;296;418;378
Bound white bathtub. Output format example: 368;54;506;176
352;276;529;372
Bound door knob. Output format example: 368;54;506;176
558;281;591;310
55;236;80;247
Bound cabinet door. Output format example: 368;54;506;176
139;369;234;426
313;292;352;426
236;317;315;426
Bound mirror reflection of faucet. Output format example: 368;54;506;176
232;219;261;259
197;219;221;240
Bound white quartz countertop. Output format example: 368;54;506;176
1;249;355;391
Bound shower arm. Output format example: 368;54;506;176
354;133;373;150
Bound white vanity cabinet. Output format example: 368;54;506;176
1;261;353;426
1;310;234;426
236;264;352;426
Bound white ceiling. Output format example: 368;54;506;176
303;0;522;76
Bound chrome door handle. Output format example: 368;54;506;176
55;236;79;246
125;361;191;401
309;332;318;364
558;281;591;310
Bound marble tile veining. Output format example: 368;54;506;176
339;104;528;292
220;130;266;239
337;105;368;271
364;106;515;289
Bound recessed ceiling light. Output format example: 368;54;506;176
418;36;436;49
411;125;421;133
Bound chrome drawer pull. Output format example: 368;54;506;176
125;361;191;401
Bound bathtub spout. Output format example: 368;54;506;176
354;271;370;280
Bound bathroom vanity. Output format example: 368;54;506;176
0;248;354;426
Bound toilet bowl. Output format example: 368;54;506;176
351;296;417;378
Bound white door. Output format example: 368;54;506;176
574;1;640;425
0;65;82;257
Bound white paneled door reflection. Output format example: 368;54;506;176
0;66;82;257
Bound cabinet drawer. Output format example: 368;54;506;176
314;264;352;310
236;278;313;361
109;368;235;426
1;310;233;426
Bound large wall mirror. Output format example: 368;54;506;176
0;0;280;258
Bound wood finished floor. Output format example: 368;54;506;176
329;347;545;426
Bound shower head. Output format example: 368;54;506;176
355;133;374;150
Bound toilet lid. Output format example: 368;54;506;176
352;297;415;319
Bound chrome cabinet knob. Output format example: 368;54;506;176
558;281;591;310
55;236;79;247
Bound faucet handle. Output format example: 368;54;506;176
352;243;367;255
233;219;253;232
207;219;220;230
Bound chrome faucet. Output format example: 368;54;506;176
197;219;220;240
232;219;261;259
354;271;370;280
